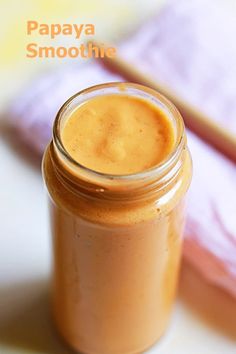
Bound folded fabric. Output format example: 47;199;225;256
120;0;236;297
121;0;236;134
186;132;236;297
9;63;123;154
8;0;236;298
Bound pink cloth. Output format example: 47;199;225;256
10;63;123;154
121;0;236;134
8;0;236;297
186;132;236;297
120;0;236;296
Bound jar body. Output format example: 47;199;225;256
43;142;192;354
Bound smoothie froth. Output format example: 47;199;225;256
61;94;175;175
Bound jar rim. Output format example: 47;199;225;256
53;82;185;186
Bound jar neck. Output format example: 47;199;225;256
51;83;186;203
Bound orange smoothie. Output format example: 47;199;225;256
61;94;175;174
42;83;192;354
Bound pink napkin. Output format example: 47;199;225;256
119;0;236;296
8;0;236;297
121;0;236;134
10;63;123;154
185;132;236;296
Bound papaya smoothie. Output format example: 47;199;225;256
42;83;192;354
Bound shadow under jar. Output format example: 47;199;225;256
42;83;192;354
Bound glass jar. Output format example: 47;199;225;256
42;83;192;354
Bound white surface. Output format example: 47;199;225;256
0;136;236;354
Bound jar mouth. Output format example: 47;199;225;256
53;82;185;186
